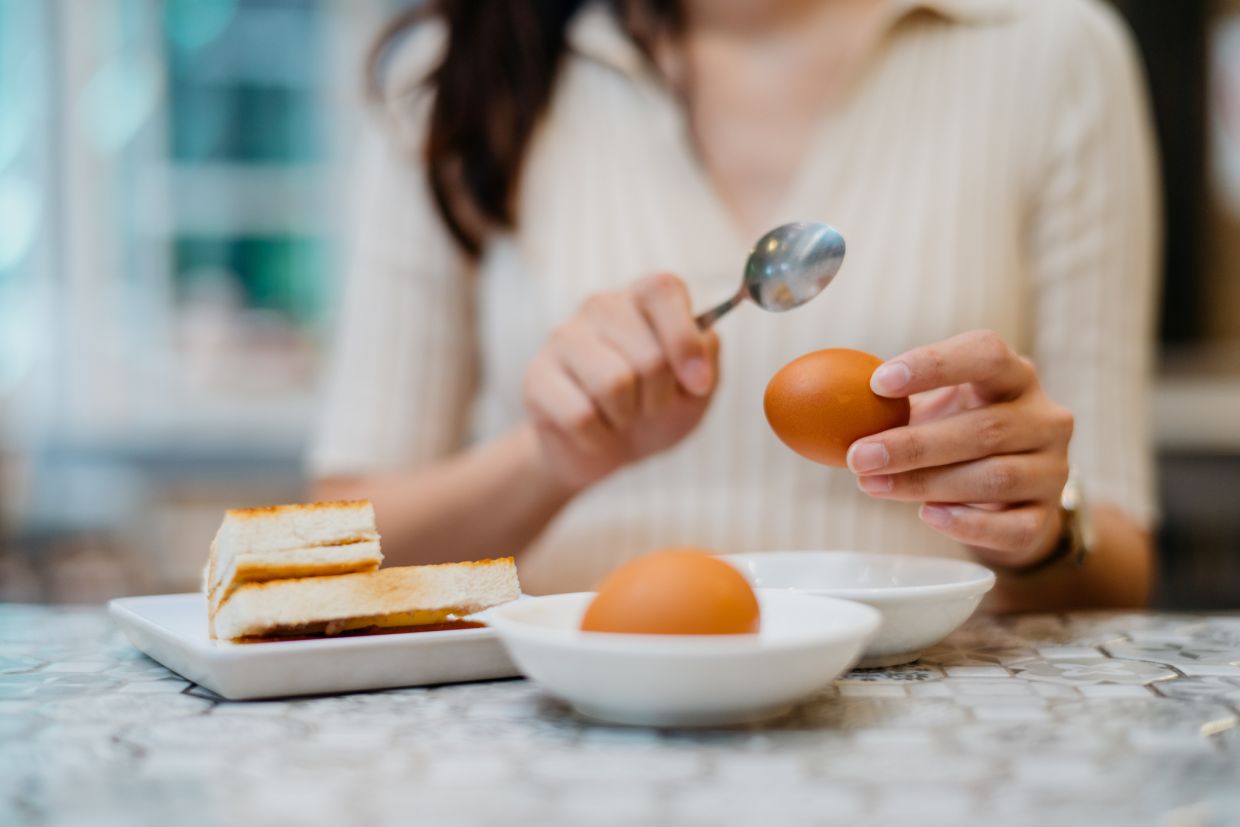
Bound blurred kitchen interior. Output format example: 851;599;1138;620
0;0;1237;607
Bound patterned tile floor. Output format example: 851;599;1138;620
1;605;1239;826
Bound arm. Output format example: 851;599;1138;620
312;25;719;564
986;502;1153;613
315;425;573;565
998;2;1160;611
314;273;719;566
845;6;1159;612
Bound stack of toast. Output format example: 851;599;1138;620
205;501;520;641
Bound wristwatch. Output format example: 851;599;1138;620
1011;471;1094;576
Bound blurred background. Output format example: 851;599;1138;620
0;0;1237;608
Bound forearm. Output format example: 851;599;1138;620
985;502;1154;613
313;424;575;565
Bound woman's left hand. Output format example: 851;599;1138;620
846;330;1075;570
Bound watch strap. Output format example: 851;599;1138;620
1002;473;1092;577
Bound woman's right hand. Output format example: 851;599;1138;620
522;273;720;491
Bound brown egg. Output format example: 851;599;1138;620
764;348;911;467
581;548;760;635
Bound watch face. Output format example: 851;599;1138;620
1059;472;1093;564
1061;475;1083;511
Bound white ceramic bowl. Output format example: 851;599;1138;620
721;551;996;668
487;590;880;727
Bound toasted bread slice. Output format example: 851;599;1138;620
206;500;383;637
214;501;378;554
212;558;521;642
209;541;383;606
205;500;379;612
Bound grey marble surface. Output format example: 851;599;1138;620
2;605;1239;827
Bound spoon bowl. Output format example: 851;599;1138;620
696;221;845;328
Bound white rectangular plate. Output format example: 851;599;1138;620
108;593;520;700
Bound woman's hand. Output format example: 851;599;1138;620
522;274;719;491
846;330;1074;569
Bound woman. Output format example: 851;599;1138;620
311;0;1158;611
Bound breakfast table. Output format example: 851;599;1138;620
2;604;1238;826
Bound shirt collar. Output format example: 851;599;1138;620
566;0;1018;77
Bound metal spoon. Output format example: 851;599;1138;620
695;222;846;329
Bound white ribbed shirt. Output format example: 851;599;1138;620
310;0;1159;595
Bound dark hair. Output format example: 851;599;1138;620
369;1;677;256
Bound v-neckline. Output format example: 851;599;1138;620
655;2;918;249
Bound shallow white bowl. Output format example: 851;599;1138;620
721;551;996;668
487;590;879;727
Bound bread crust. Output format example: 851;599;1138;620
223;500;373;520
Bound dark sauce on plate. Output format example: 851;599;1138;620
238;620;487;643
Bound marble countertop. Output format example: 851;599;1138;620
2;605;1239;827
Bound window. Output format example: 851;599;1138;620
52;0;392;446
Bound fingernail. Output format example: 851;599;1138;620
920;504;952;529
682;358;712;395
871;361;911;395
857;474;892;494
847;442;888;473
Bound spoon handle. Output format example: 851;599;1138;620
695;292;744;330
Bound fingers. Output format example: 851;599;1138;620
522;353;612;455
854;331;1071;567
552;325;638;430
906;385;968;425
848;402;1074;476
634;273;716;396
521;275;719;489
856;453;1069;505
586;293;678;414
871;330;1035;402
919;502;1063;567
528;275;718;443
